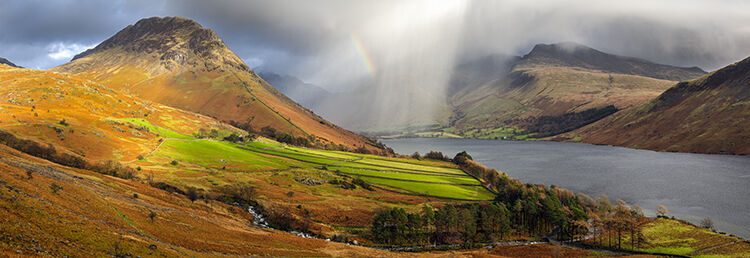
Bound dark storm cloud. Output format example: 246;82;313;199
1;0;748;82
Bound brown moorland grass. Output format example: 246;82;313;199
0;144;414;257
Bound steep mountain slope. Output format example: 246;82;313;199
444;43;706;139
51;17;383;153
0;57;20;68
0;64;237;162
258;72;331;110
564;56;750;154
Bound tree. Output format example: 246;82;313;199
630;204;644;219
453;151;473;165
186;186;199;202
149;210;157;222
700;217;715;231
656;205;668;218
597;194;613;215
411;152;421;160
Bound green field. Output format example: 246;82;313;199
140;134;494;200
116;117;194;139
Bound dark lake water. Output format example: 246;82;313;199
382;138;750;238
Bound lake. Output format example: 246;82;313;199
382;138;750;238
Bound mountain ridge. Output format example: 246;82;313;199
441;42;696;138
51;16;385;153
0;57;20;68
258;72;331;110
517;42;706;81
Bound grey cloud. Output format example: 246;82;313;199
1;0;749;129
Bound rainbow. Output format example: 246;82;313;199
350;34;377;76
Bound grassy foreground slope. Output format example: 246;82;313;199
0;62;493;244
0;144;407;257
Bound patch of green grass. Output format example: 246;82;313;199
642;246;695;256
116;118;193;139
361;176;494;200
353;158;466;175
144;136;493;200
286;146;360;160
156;139;310;171
332;167;481;185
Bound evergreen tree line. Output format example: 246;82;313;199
371;151;590;247
371;187;589;246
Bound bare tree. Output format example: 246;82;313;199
656;205;668;218
597;194;613;215
700;217;716;232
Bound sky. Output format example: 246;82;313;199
1;0;749;129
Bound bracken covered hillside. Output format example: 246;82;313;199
565;55;750;154
52;17;384;153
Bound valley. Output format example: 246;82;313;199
1;1;749;256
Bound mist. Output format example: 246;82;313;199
2;0;749;131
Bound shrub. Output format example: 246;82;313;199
170;160;178;166
50;183;62;194
186;186;199;202
352;177;374;191
266;205;311;233
216;182;257;207
453;151;473;164
424;151;448;161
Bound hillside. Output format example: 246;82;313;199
0;63;497;255
258;72;331;110
0;64;238;162
563;55;750;155
0;57;20;68
441;43;706;140
0;141;428;256
51;17;384;153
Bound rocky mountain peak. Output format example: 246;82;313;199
520;42;706;81
71;16;247;73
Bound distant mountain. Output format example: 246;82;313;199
443;42;707;139
519;42;706;81
51;16;384;153
0;57;20;68
258;72;331;110
564;55;750;154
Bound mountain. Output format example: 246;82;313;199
51;17;384;153
258;72;331;110
520;42;705;81
0;57;20;68
443;42;707;139
563;55;750;154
